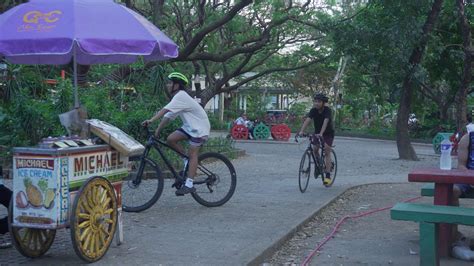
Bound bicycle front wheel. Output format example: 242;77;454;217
192;152;237;207
322;150;337;187
299;149;312;193
122;157;164;212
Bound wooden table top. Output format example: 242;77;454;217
409;168;474;184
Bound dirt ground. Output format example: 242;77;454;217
265;183;474;266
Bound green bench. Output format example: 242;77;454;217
391;202;474;266
421;183;474;198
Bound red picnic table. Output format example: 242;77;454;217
408;168;474;257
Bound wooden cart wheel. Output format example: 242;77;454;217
231;124;249;139
271;124;291;141
8;200;56;258
71;176;118;263
252;123;270;140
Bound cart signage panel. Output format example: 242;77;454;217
13;156;62;229
59;157;69;224
69;150;128;188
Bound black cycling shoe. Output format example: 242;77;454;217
171;181;183;189
175;186;196;196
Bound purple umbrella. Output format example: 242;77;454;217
0;0;178;106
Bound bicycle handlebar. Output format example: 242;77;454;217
142;124;160;142
142;123;152;135
295;133;310;143
294;133;324;145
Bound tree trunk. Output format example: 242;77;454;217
454;0;473;131
331;56;348;126
396;0;443;160
199;86;218;108
439;104;449;122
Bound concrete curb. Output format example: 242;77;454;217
247;182;408;265
234;139;297;145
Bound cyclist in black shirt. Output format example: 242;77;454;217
297;93;335;185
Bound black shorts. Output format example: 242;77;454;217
311;134;334;147
176;128;208;147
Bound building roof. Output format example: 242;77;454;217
237;86;296;94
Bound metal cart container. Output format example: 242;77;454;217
9;143;128;262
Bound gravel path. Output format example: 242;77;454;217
266;183;474;265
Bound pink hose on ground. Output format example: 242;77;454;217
300;196;422;266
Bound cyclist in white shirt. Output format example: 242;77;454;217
142;72;211;195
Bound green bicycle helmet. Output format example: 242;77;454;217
167;72;189;86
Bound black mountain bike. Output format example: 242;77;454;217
122;126;237;212
296;134;337;193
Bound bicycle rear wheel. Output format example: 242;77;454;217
122;157;164;212
298;149;312;193
322;150;337;187
191;152;236;207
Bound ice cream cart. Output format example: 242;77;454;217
9;139;129;262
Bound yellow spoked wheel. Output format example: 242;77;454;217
71;176;118;263
8;200;56;258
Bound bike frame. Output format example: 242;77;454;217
135;129;213;186
297;134;325;173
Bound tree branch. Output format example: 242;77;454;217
178;0;253;59
221;58;327;92
183;14;294;62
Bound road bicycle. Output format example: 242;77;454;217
122;126;237;212
295;134;337;193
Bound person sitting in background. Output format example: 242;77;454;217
234;113;252;139
234;113;248;126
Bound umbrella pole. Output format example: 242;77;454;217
73;44;80;108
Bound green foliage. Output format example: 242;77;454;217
329;0;473;140
242;89;272;120
207;112;229;131
289;102;308;117
0;86;68;155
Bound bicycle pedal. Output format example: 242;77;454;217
175;191;185;196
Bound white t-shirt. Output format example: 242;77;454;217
467;123;474;133
234;117;246;125
163;91;210;138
